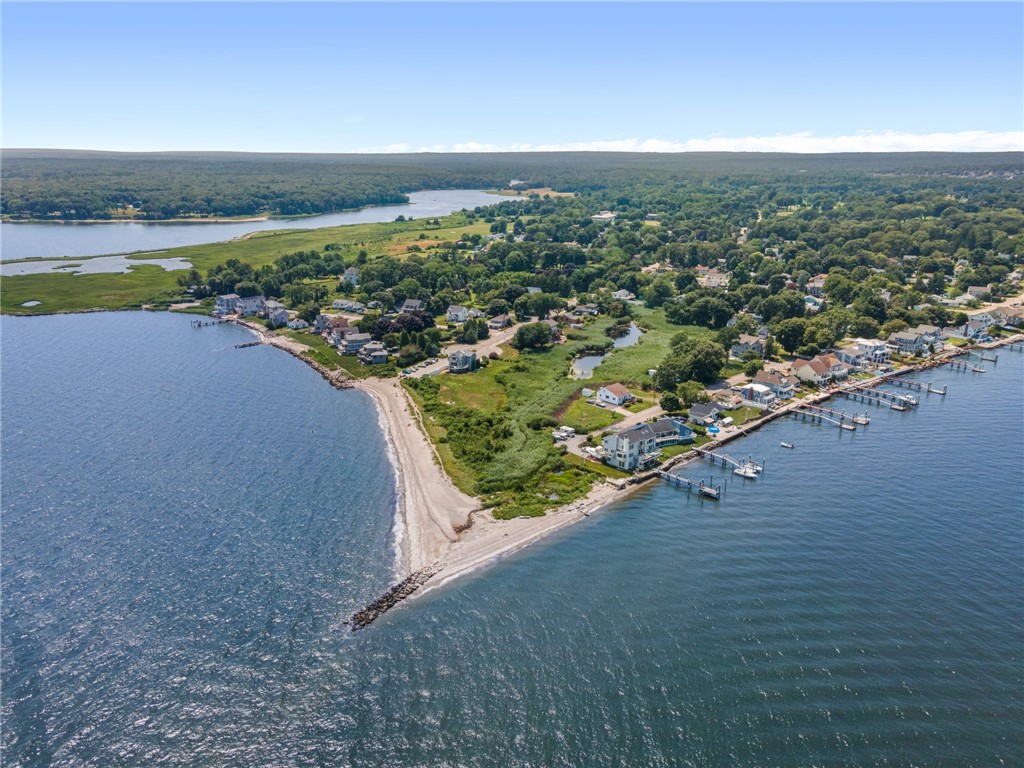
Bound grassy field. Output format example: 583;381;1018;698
559;396;623;433
0;213;489;316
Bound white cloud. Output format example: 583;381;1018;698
354;131;1024;154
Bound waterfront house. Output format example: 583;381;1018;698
446;305;469;324
314;314;334;334
790;357;834;387
688;402;721;426
215;293;240;315
597;383;634;407
330;324;364;347
913;324;944;344
234;295;266;317
961;320;991;340
739;382;777;408
649;418;695;447
488;314;512;330
264;300;288;326
887;331;927;356
730;333;765;359
399;298;425;313
752;369;798;399
602;423;659;471
357;342;389;365
448;349;476;374
340;333;373;355
287;318;309;330
342;267;360;286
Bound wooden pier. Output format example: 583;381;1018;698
190;318;225;328
839;385;918;409
965;348;998;364
657;471;722;499
694;447;764;473
791;403;857;430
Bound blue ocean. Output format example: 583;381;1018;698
2;312;1022;766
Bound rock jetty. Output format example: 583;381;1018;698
350;563;443;631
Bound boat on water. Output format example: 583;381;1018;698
780;442;795;449
734;464;758;479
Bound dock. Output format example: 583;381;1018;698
657;471;721;499
791;403;861;430
837;384;918;410
694;447;764;473
190;318;226;328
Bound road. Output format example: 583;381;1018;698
403;323;523;378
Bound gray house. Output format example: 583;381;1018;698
602;423;660;471
448;349;476;374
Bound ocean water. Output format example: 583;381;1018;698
2;313;1022;767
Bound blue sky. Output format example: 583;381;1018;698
2;2;1022;152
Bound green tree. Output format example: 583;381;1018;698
772;317;808;352
660;392;682;413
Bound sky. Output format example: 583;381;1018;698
2;2;1022;153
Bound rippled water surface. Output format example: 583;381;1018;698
3;313;1022;767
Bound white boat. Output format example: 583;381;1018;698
780;442;795;449
734;464;758;479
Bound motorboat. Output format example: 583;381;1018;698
734;464;758;479
780;442;795;449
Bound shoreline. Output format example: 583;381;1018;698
234;319;1024;607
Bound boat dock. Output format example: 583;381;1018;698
791;403;861;430
838;385;918;410
657;471;722;499
190;318;226;328
694;447;764;473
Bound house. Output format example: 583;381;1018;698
835;344;867;368
357;341;389;365
789;357;834;387
610;289;636;301
990;307;1024;327
730;334;765;359
264;300;288;326
287;318;309;330
687;402;721;426
399;298;425;313
234;295;266;317
597;383;634;407
487;314;512;330
574;303;600;316
340;333;373;355
448;349;476;374
330;324;364;347
526;286;542;294
739;382;777;408
342;267;360;286
591;211;617;225
887;331;927;356
752;369;798;399
853;338;891;364
913;324;944;344
467;308;487;319
806;274;828;298
649;417;696;447
314;314;335;334
966;285;992;299
696;267;731;289
602;423;659;471
446;305;469;324
960;320;991;340
215;293;240;314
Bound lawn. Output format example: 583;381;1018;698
559;396;623;433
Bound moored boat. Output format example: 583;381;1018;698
780;442;795;449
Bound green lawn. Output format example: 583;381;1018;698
561;452;631;479
559;396;623;433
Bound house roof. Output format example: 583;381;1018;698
219;293;240;300
753;369;797;387
400;299;425;310
689;402;720;418
618;423;654;442
602;383;631;398
736;333;762;346
447;305;468;314
793;357;830;376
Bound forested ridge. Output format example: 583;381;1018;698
2;149;1020;221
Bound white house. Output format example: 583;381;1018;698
610;289;635;301
730;334;765;359
739;382;777;408
602;423;659;471
446;305;469;324
340;333;373;355
287;318;309;330
687;402;721;426
887;331;927;356
215;293;239;314
342;267;360;286
448;349;476;373
264;300;288;326
591;211;617;225
752;369;798;399
597;383;634;407
234;295;266;317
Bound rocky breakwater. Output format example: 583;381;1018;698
349;562;443;631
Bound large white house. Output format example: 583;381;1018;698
602;423;659;471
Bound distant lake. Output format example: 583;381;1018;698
571;322;643;379
0;189;508;264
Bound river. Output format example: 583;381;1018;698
2;312;1021;767
0;189;507;264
